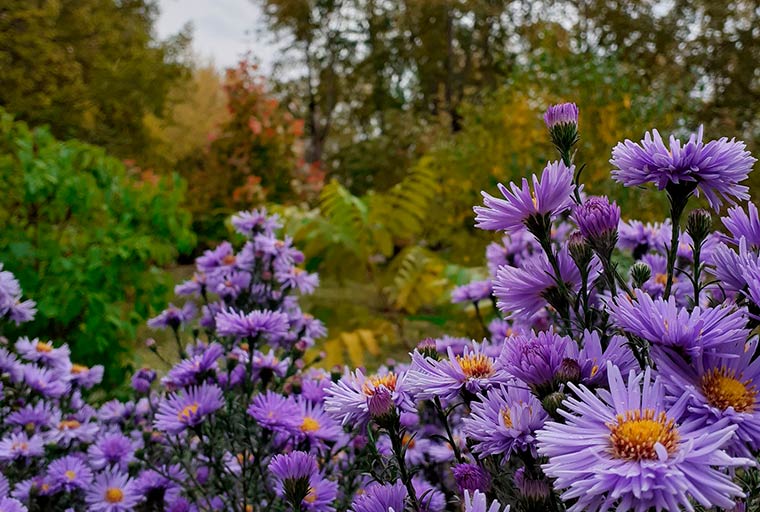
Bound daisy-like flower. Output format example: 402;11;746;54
46;455;93;492
87;432;137;470
147;302;196;330
350;481;407;512
463;383;548;458
452;463;492;494
654;338;760;456
462;490;509;512
494;247;594;320
153;382;224;434
22;365;68;398
617;219;670;258
275;266;320;294
195;241;253;275
0;263;36;325
499;331;576;396
231;208;281;237
0;498;27;512
412;477;445;512
577;330;637;387
86;471;140;512
324;369;409;426
537;363;749;512
14;337;70;369
214;308;290;340
608;289;749;357
406;343;511;401
250;349;290;381
723;202;760;248
5;401;54;431
162;343;224;388
0;432;44;461
474;160;575;232
451;280;492;304
270;451;324;508
294;398;344;445
69;362;104;389
611;126;755;210
247;391;300;432
573;196;620;242
301;474;338;512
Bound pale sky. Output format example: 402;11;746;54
156;0;277;71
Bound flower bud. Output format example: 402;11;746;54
541;391;567;421
630;262;652;289
572;196;620;259
515;467;553;511
568;231;593;270
686;208;712;246
416;338;440;361
544;103;580;156
368;386;396;421
554;358;581;385
452;463;492;494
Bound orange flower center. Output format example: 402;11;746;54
58;419;81;430
105;487;124;503
222;254;236;265
402;433;416;449
456;353;494;379
178;403;199;422
654;273;669;286
304;487;318;504
608;409;679;460
700;367;757;413
71;364;89;374
301;417;320;433
35;341;53;353
501;408;513;428
362;373;398;396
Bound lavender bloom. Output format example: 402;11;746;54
214;308;289;339
213;270;252;299
412;477;445;512
0;433;45;461
301;475;338;512
69;362;104;389
451;280;492;304
22;365;68;398
452;463;492;494
544;102;578;129
324;370;408;426
350;481;407;512
0;498;27;512
463;384;548;458
251;349;290;381
231;208;281;237
15;337;70;369
654;338;760;456
499;331;577;393
577;330;637;387
6;401;54;431
275;266;319;294
87;433;136;470
247;391;300;432
47;455;93;491
537;364;749;511
474;160;575;232
85;471;139;512
131;367;157;394
708;239;759;296
0;263;36;324
723;202;760;248
462;490;509;512
162;343;224;388
0;472;8;497
174;272;206;297
153;383;224;434
572;196;620;242
618;219;670;257
147;302;196;330
611;126;755;210
294;398;344;445
196;241;253;274
406;344;511;400
608;289;749;357
269;450;318;486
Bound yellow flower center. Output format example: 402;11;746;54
531;191;538;209
608;409;679;460
700;367;757;413
456;353;494;379
71;364;89;374
58;419;81;430
304;487;317;504
35;341;53;353
362;373;398;396
178;403;199;422
654;273;669;286
64;470;76;481
105;487;124;503
301;416;320;432
222;254;236;265
501;408;513;428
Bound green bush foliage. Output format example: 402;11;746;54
0;109;195;385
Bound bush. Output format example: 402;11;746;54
0;109;195;385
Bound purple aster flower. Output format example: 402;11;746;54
544;102;578;129
513;467;552;505
0;348;22;382
654;337;760;456
474;160;575;232
86;471;140;512
196;241;253;274
214;308;289;339
131;367;157;394
69;363;104;388
499;331;577;394
251;349;290;381
324;370;408;426
462;490;508;512
406;344;511;401
300;368;333;403
269;451;319;503
708;239;760;297
275;266;319;294
577;330;637;387
618;219;670;258
50;414;100;445
494;247;594;320
231;208;281;237
432;335;471;356
15;337;70;369
0;473;8;497
452;463;492;494
608;289;749;357
87;432;136;470
572;196;620;243
162;343;223;388
6;401;54;431
154;382;224;434
377;432;434;466
412;477;445;512
174;272;207;297
486;229;541;274
463;383;548;458
350;481;407;512
147;302;196;330
0;263;36;325
22;365;67;398
247;391;300;432
301;474;338;512
611;126;755;210
638;253;689;301
294;398;344;445
133;466;185;506
537;363;749;511
0;498;27;512
213;270;252;299
47;455;93;492
723;202;760;248
451;280;492;304
0;432;44;461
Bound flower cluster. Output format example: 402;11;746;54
3;102;760;512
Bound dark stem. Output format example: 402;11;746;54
473;301;489;339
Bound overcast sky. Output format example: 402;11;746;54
156;0;277;71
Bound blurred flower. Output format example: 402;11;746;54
154;383;224;434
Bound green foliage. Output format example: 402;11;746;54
0;109;195;386
0;0;190;162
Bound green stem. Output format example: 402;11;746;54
473;301;489;339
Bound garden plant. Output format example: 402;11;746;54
2;102;760;511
